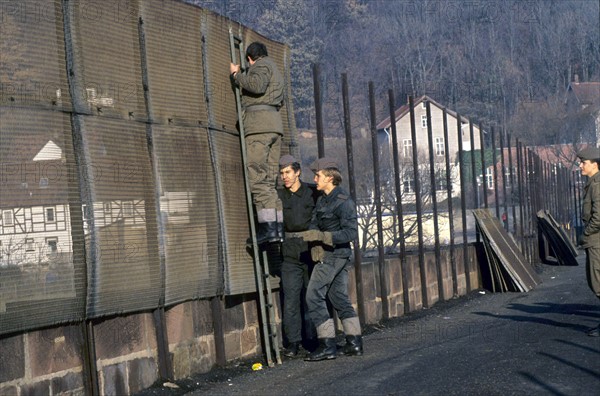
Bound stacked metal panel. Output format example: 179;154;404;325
537;210;578;266
473;209;541;292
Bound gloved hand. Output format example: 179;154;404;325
311;245;325;262
297;230;333;246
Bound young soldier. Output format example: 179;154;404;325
278;155;319;356
230;42;285;244
577;147;600;337
295;157;363;361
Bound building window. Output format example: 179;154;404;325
46;238;58;254
403;139;412;157
403;176;415;193
39;177;49;188
123;201;133;216
421;115;428;128
436;169;448;191
2;210;13;226
104;202;111;213
486;168;494;189
435;137;445;156
45;207;55;223
26;238;35;252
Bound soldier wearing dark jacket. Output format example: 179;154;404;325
230;42;285;244
278;155;319;357
294;157;363;361
577;147;600;337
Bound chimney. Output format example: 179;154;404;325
574;74;579;83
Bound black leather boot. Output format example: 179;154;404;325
304;338;337;361
341;335;363;356
283;342;301;357
255;221;283;245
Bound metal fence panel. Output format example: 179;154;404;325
0;108;85;335
209;130;255;294
0;0;72;111
68;0;146;120
140;0;208;126
152;125;222;303
79;116;160;318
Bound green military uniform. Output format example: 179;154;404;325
578;147;600;337
233;56;284;216
580;169;600;299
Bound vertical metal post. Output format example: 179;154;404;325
479;123;488;209
491;127;500;219
138;14;173;381
456;114;471;292
508;134;517;235
341;73;365;325
210;297;226;366
312;63;325;158
425;100;443;301
387;90;410;313
61;1;98;393
443;109;458;297
499;130;508;231
369;82;389;319
409;96;428;307
516;140;526;253
469;121;479;244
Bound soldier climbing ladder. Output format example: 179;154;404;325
228;27;282;367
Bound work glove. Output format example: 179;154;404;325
311;245;325;262
296;230;333;247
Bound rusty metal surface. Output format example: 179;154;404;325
473;209;541;292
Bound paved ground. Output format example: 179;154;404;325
139;254;600;396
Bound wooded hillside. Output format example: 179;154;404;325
190;0;599;144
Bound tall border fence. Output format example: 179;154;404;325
0;1;581;394
1;0;295;336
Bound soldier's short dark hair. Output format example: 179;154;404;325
246;42;268;62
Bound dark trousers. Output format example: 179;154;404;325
586;247;600;299
306;256;357;329
281;252;315;344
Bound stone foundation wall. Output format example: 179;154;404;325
0;244;481;395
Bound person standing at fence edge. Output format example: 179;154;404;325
577;147;600;337
278;155;319;357
230;42;285;245
294;157;363;361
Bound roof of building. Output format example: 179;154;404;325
566;81;600;106
376;95;472;130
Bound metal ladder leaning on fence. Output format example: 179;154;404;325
228;27;282;367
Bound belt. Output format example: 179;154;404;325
245;105;279;112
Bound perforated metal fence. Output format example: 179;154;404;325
0;0;295;335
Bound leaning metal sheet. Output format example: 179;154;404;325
473;209;541;292
0;108;85;336
78;116;161;318
209;130;256;295
152;125;222;304
68;0;146;120
0;0;72;111
140;0;209;126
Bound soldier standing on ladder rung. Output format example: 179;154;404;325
230;42;285;244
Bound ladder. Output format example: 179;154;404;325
228;27;282;367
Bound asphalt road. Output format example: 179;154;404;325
140;254;600;396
